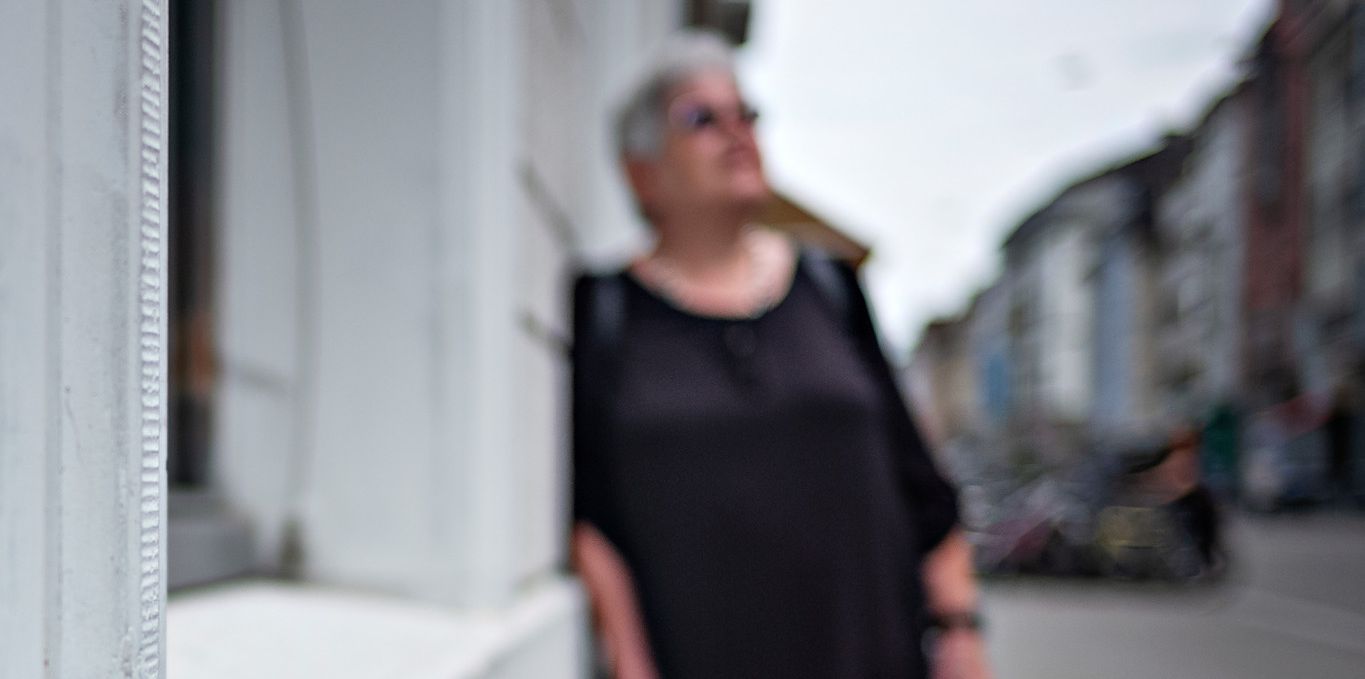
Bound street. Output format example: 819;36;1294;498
983;511;1365;678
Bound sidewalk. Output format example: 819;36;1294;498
982;512;1365;678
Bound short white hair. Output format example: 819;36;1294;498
613;30;738;158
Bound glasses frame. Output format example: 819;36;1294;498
666;99;760;134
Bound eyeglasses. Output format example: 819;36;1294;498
668;101;760;133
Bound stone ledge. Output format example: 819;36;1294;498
168;491;257;590
168;577;586;679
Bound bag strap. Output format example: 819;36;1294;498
797;247;853;329
587;273;626;364
571;272;626;415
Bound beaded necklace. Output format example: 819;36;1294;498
635;226;792;319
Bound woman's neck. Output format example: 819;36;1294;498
631;221;797;319
648;213;750;278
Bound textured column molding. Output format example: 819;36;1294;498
135;0;171;673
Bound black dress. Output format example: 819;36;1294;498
572;254;959;679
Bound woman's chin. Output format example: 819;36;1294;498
688;181;768;216
732;185;771;213
722;173;768;204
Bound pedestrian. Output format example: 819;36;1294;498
570;30;991;679
1164;426;1224;575
1325;383;1356;506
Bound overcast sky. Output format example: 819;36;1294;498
737;0;1275;355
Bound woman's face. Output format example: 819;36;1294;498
648;70;769;219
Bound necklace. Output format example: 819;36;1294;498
637;227;790;319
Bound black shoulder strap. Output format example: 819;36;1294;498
798;247;853;329
571;272;626;397
588;274;626;362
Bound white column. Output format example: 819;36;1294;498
0;1;169;677
436;0;528;609
577;0;681;267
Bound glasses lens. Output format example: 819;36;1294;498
679;105;716;130
669;102;757;132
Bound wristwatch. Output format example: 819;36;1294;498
927;610;984;633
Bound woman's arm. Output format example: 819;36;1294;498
571;521;661;679
921;527;993;679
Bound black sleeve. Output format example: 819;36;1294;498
569;273;615;534
836;263;961;554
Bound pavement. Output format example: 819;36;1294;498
981;511;1365;678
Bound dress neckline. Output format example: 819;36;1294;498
621;251;804;323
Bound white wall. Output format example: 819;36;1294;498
213;0;521;605
0;0;169;676
3;0;689;675
215;0;307;573
577;0;685;267
0;5;52;673
201;0;682;676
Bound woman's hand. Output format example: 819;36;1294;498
930;628;992;679
572;522;661;679
922;528;993;679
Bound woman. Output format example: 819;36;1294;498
572;31;991;679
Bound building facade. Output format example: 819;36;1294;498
909;315;978;449
968;281;1012;439
906;0;1365;503
1;1;747;676
1003;173;1133;451
1090;196;1161;440
1243;4;1314;405
1156;91;1250;418
1301;0;1365;394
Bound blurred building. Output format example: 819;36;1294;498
1300;0;1365;393
1;1;754;677
910;0;1365;504
1001;200;1092;443
1240;0;1365;398
1001;161;1162;459
906;280;1013;482
968;281;1013;439
991;138;1189;454
1089;140;1191;443
1156;89;1250;420
909;315;977;449
1244;4;1315;404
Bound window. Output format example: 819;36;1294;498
168;0;255;590
169;0;217;489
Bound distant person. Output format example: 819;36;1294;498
1325;384;1356;506
1201;402;1239;502
570;31;990;679
1163;426;1223;574
1125;426;1224;577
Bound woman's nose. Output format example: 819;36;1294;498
719;115;755;144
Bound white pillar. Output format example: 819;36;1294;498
0;0;169;677
436;0;528;609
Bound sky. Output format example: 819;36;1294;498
737;0;1275;356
